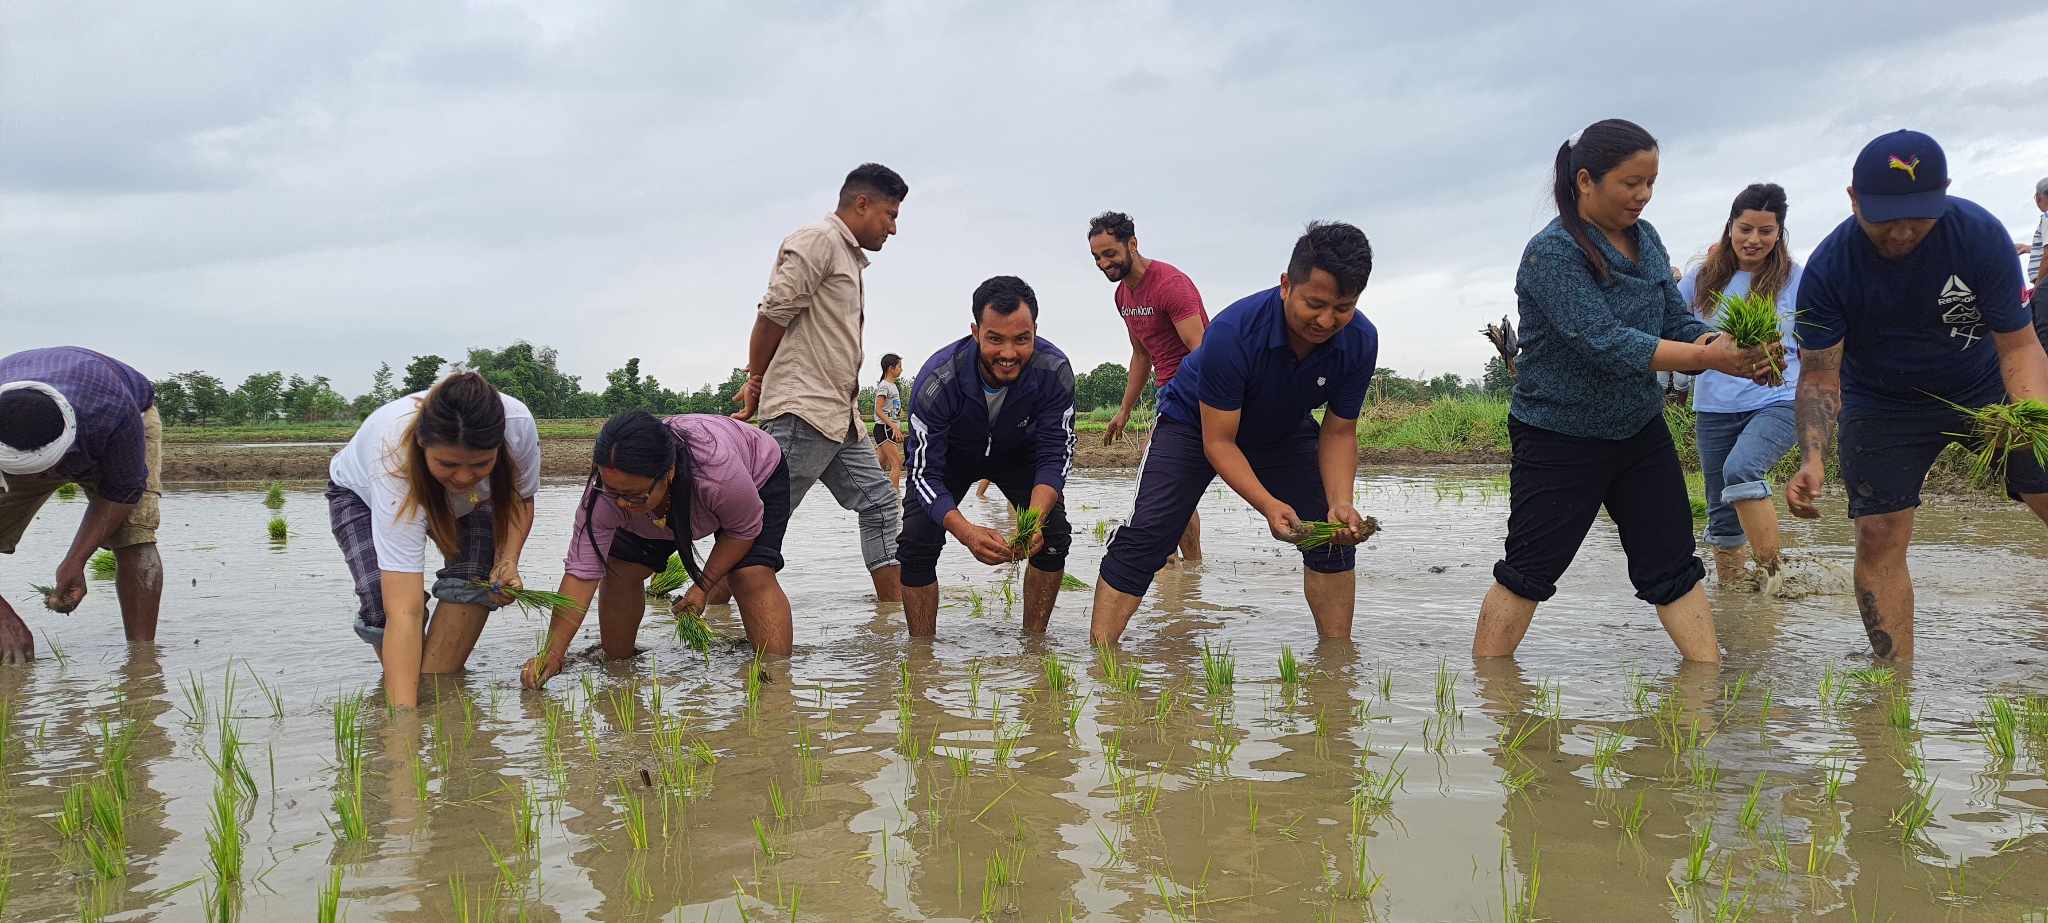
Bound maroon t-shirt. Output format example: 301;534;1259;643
1113;259;1208;384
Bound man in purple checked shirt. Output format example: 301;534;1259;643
0;347;166;662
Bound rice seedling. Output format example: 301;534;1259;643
513;780;541;853
1757;684;1774;731
0;856;9;918
1806;826;1843;876
204;720;250;918
56;481;79;499
646;553;690;597
1059;572;1087;591
1008;507;1042;555
263;481;286;509
746;656;765;717
1889;778;1939;842
27;583;63;612
468;581;583;618
1498;836;1541;923
753;816;780;861
89;549;117;579
968;587;985;618
267;514;288;542
1763;827;1793;874
1041;654;1071;696
1737;773;1768;834
1680;821;1714;885
1846;665;1894;689
1942;397;2048;487
767;778;790;820
1687;753;1721;793
1617;792;1648;838
1820;755;1849;801
1350;746;1406;832
0;697;13;770
1499;712;1552;761
1094;645;1141;694
1590;729;1627;784
675;609;718;657
1433;658;1458;715
1063;692;1090;734
1886;690;1917;733
1277;645;1301;687
317;865;343;923
617;779;649;851
1199;641;1235;698
607;687;641;735
1712;288;1789;379
1343;835;1385;901
1980;695;2020;764
1375;662;1393;701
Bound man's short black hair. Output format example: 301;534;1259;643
0;388;64;451
1088;211;1135;243
839;163;908;208
972;275;1039;324
1286;221;1373;296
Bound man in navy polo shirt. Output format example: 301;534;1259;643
898;275;1078;637
1787;130;2048;661
1090;222;1379;645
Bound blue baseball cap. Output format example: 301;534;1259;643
1851;130;1948;222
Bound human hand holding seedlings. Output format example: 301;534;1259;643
1323;503;1377;546
486;559;523;607
1262;502;1305;545
520;650;565;690
672;583;709;618
946;512;1016;566
49;557;87;614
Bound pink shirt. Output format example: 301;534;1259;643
562;415;783;580
1113;259;1208;385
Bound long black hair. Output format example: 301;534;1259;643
583;411;704;584
1691;183;1792;317
1552;118;1658;286
396;372;524;555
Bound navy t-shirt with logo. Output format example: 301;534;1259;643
1156;286;1377;448
1797;196;2028;410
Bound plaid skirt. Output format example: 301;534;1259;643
326;481;499;647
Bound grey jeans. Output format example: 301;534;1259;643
761;414;901;572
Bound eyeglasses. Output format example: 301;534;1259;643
599;485;655;506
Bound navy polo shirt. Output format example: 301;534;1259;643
1798;196;2029;411
1156;286;1378;447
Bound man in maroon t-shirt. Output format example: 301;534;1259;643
1088;210;1210;560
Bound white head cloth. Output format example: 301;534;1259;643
0;381;78;492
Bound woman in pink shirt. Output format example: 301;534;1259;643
521;411;793;688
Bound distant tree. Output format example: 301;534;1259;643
465;342;583;418
176;371;230;424
1426;372;1466;399
1073;362;1129;412
403;354;447;394
282;374;351;421
228;371;286;423
1481;356;1513;396
152;376;191;425
1367;368;1426;404
352;362;399;416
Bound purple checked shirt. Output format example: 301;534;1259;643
0;347;156;503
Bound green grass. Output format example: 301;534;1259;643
1356;397;1510;455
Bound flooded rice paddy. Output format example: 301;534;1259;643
3;470;2048;921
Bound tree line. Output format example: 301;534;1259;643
151;341;1513;427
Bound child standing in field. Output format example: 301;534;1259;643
327;372;540;708
522;411;794;688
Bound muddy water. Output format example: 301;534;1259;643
3;470;2046;921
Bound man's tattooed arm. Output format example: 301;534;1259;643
1795;344;1844;466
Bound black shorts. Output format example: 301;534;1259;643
1839;400;2048;518
605;460;793;574
871;422;893;446
1099;416;1351;598
1493;415;1703;606
897;458;1072;587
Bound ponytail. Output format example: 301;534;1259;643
1551;119;1659;286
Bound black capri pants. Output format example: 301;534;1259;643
1493;415;1704;606
898;460;1072;587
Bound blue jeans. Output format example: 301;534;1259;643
1694;403;1798;548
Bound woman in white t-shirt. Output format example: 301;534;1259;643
1679;183;1802;587
326;372;542;707
871;353;907;491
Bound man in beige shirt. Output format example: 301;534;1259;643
732;163;907;602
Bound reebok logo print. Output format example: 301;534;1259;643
1938;275;1982;348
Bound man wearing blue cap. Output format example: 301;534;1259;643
1787;130;2048;661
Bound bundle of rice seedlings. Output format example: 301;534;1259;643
1712;290;1787;381
56;482;79;500
1059;573;1088;591
1008;508;1042;556
29;584;62;612
89;550;118;580
675;611;720;656
263;482;286;509
469;581;584;618
645;553;691;598
267;515;288;542
1945;398;2048;487
1293;516;1382;550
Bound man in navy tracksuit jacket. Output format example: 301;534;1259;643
899;275;1078;637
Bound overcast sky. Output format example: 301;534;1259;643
6;1;2047;397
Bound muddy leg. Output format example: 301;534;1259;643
0;595;33;664
420;603;489;673
1020;565;1060;633
1177;511;1202;562
1303;568;1355;638
1711;545;1751;586
1473;582;1538;657
596;562;654;661
113;543;164;643
1732;499;1782;576
2023;491;2048;525
730;566;792;655
1852;508;1915;661
1651;584;1721;663
902;581;939;637
1088;580;1143;646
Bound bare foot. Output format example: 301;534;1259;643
0;606;34;664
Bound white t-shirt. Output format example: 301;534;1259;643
329;391;542;573
2030;212;2046;282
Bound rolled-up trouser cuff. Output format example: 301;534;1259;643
1703;530;1748;549
1491;560;1557;603
1632;557;1705;606
1718;477;1771;504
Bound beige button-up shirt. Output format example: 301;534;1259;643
756;214;869;440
